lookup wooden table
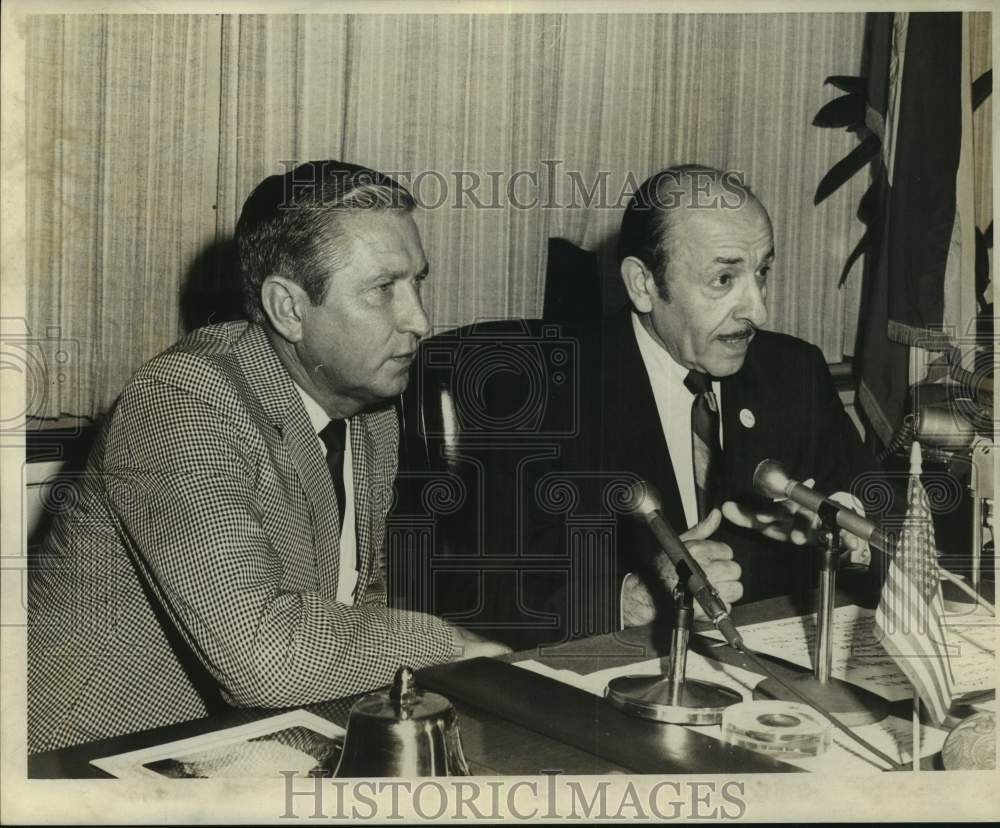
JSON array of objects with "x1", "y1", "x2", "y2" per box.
[{"x1": 26, "y1": 592, "x2": 923, "y2": 777}]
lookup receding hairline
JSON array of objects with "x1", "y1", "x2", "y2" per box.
[
  {"x1": 305, "y1": 204, "x2": 423, "y2": 285},
  {"x1": 655, "y1": 189, "x2": 771, "y2": 252}
]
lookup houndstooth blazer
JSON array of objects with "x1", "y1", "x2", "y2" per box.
[{"x1": 27, "y1": 322, "x2": 454, "y2": 754}]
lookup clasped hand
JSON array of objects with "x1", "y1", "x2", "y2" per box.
[{"x1": 622, "y1": 484, "x2": 870, "y2": 628}]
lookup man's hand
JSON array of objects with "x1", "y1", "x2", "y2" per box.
[
  {"x1": 621, "y1": 508, "x2": 743, "y2": 627},
  {"x1": 721, "y1": 481, "x2": 870, "y2": 561},
  {"x1": 448, "y1": 624, "x2": 513, "y2": 661}
]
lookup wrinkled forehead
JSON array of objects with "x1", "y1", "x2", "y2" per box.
[
  {"x1": 667, "y1": 196, "x2": 773, "y2": 251},
  {"x1": 320, "y1": 208, "x2": 428, "y2": 278}
]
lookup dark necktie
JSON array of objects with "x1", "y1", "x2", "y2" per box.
[
  {"x1": 683, "y1": 370, "x2": 722, "y2": 521},
  {"x1": 319, "y1": 419, "x2": 348, "y2": 522}
]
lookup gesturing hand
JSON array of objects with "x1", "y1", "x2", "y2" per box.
[
  {"x1": 621, "y1": 508, "x2": 743, "y2": 627},
  {"x1": 721, "y1": 478, "x2": 821, "y2": 546},
  {"x1": 721, "y1": 482, "x2": 870, "y2": 560}
]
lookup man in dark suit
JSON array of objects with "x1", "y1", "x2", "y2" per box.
[
  {"x1": 526, "y1": 164, "x2": 878, "y2": 642},
  {"x1": 27, "y1": 161, "x2": 507, "y2": 753}
]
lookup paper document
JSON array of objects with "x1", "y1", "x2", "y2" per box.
[
  {"x1": 697, "y1": 604, "x2": 996, "y2": 703},
  {"x1": 517, "y1": 652, "x2": 765, "y2": 701},
  {"x1": 90, "y1": 710, "x2": 344, "y2": 779},
  {"x1": 942, "y1": 603, "x2": 997, "y2": 696}
]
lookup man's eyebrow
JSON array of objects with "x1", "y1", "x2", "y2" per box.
[
  {"x1": 376, "y1": 264, "x2": 430, "y2": 281},
  {"x1": 713, "y1": 248, "x2": 774, "y2": 266}
]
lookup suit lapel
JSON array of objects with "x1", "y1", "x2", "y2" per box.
[
  {"x1": 283, "y1": 408, "x2": 343, "y2": 600},
  {"x1": 603, "y1": 310, "x2": 687, "y2": 532},
  {"x1": 720, "y1": 346, "x2": 761, "y2": 502},
  {"x1": 235, "y1": 324, "x2": 342, "y2": 600},
  {"x1": 349, "y1": 415, "x2": 374, "y2": 602}
]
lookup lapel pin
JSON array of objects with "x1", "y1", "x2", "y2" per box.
[{"x1": 739, "y1": 408, "x2": 756, "y2": 428}]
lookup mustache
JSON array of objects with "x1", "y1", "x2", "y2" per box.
[{"x1": 718, "y1": 324, "x2": 758, "y2": 339}]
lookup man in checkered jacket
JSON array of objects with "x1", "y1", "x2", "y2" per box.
[{"x1": 27, "y1": 161, "x2": 508, "y2": 754}]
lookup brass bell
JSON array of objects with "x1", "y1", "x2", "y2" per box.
[{"x1": 333, "y1": 666, "x2": 471, "y2": 777}]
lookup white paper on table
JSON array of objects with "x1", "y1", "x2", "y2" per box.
[
  {"x1": 696, "y1": 604, "x2": 996, "y2": 703},
  {"x1": 941, "y1": 602, "x2": 997, "y2": 696},
  {"x1": 694, "y1": 605, "x2": 962, "y2": 702},
  {"x1": 90, "y1": 710, "x2": 345, "y2": 779},
  {"x1": 514, "y1": 655, "x2": 947, "y2": 774},
  {"x1": 516, "y1": 651, "x2": 765, "y2": 701}
]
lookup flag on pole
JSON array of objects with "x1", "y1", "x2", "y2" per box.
[
  {"x1": 852, "y1": 12, "x2": 982, "y2": 448},
  {"x1": 873, "y1": 441, "x2": 955, "y2": 726}
]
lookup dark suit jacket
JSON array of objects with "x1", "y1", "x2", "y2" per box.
[{"x1": 521, "y1": 309, "x2": 880, "y2": 647}]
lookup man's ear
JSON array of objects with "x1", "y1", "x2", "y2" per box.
[
  {"x1": 261, "y1": 275, "x2": 307, "y2": 343},
  {"x1": 620, "y1": 256, "x2": 656, "y2": 313}
]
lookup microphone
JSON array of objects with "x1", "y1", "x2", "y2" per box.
[
  {"x1": 623, "y1": 481, "x2": 743, "y2": 649},
  {"x1": 914, "y1": 403, "x2": 977, "y2": 450},
  {"x1": 752, "y1": 459, "x2": 888, "y2": 552}
]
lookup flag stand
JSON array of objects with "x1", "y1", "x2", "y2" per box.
[{"x1": 912, "y1": 697, "x2": 922, "y2": 770}]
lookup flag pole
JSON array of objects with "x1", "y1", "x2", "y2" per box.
[{"x1": 911, "y1": 440, "x2": 924, "y2": 771}]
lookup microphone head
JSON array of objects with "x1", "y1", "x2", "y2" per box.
[
  {"x1": 914, "y1": 403, "x2": 977, "y2": 450},
  {"x1": 753, "y1": 459, "x2": 792, "y2": 500},
  {"x1": 621, "y1": 480, "x2": 663, "y2": 519}
]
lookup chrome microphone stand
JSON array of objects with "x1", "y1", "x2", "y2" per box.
[
  {"x1": 606, "y1": 584, "x2": 742, "y2": 724},
  {"x1": 753, "y1": 528, "x2": 888, "y2": 726}
]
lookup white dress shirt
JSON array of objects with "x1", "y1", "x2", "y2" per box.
[
  {"x1": 294, "y1": 384, "x2": 358, "y2": 605},
  {"x1": 630, "y1": 311, "x2": 723, "y2": 532}
]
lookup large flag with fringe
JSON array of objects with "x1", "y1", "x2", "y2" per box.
[
  {"x1": 873, "y1": 442, "x2": 955, "y2": 725},
  {"x1": 813, "y1": 12, "x2": 990, "y2": 447}
]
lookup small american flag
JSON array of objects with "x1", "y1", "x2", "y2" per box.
[{"x1": 873, "y1": 442, "x2": 955, "y2": 726}]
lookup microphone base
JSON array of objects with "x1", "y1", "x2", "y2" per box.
[
  {"x1": 753, "y1": 673, "x2": 889, "y2": 727},
  {"x1": 606, "y1": 675, "x2": 743, "y2": 725}
]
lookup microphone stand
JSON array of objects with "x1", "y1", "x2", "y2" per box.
[
  {"x1": 606, "y1": 584, "x2": 742, "y2": 724},
  {"x1": 752, "y1": 528, "x2": 889, "y2": 726}
]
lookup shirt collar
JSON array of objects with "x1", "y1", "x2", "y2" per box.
[
  {"x1": 294, "y1": 383, "x2": 333, "y2": 435},
  {"x1": 631, "y1": 311, "x2": 692, "y2": 391}
]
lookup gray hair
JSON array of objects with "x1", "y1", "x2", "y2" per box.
[
  {"x1": 618, "y1": 164, "x2": 758, "y2": 299},
  {"x1": 236, "y1": 160, "x2": 416, "y2": 323}
]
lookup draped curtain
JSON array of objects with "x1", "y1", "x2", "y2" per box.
[{"x1": 29, "y1": 12, "x2": 968, "y2": 421}]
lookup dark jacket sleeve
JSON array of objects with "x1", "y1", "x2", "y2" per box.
[
  {"x1": 801, "y1": 343, "x2": 880, "y2": 498},
  {"x1": 790, "y1": 342, "x2": 885, "y2": 604}
]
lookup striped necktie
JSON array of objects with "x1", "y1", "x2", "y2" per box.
[{"x1": 683, "y1": 370, "x2": 721, "y2": 521}]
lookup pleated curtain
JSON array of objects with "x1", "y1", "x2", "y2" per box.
[
  {"x1": 27, "y1": 15, "x2": 222, "y2": 419},
  {"x1": 26, "y1": 12, "x2": 989, "y2": 421}
]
